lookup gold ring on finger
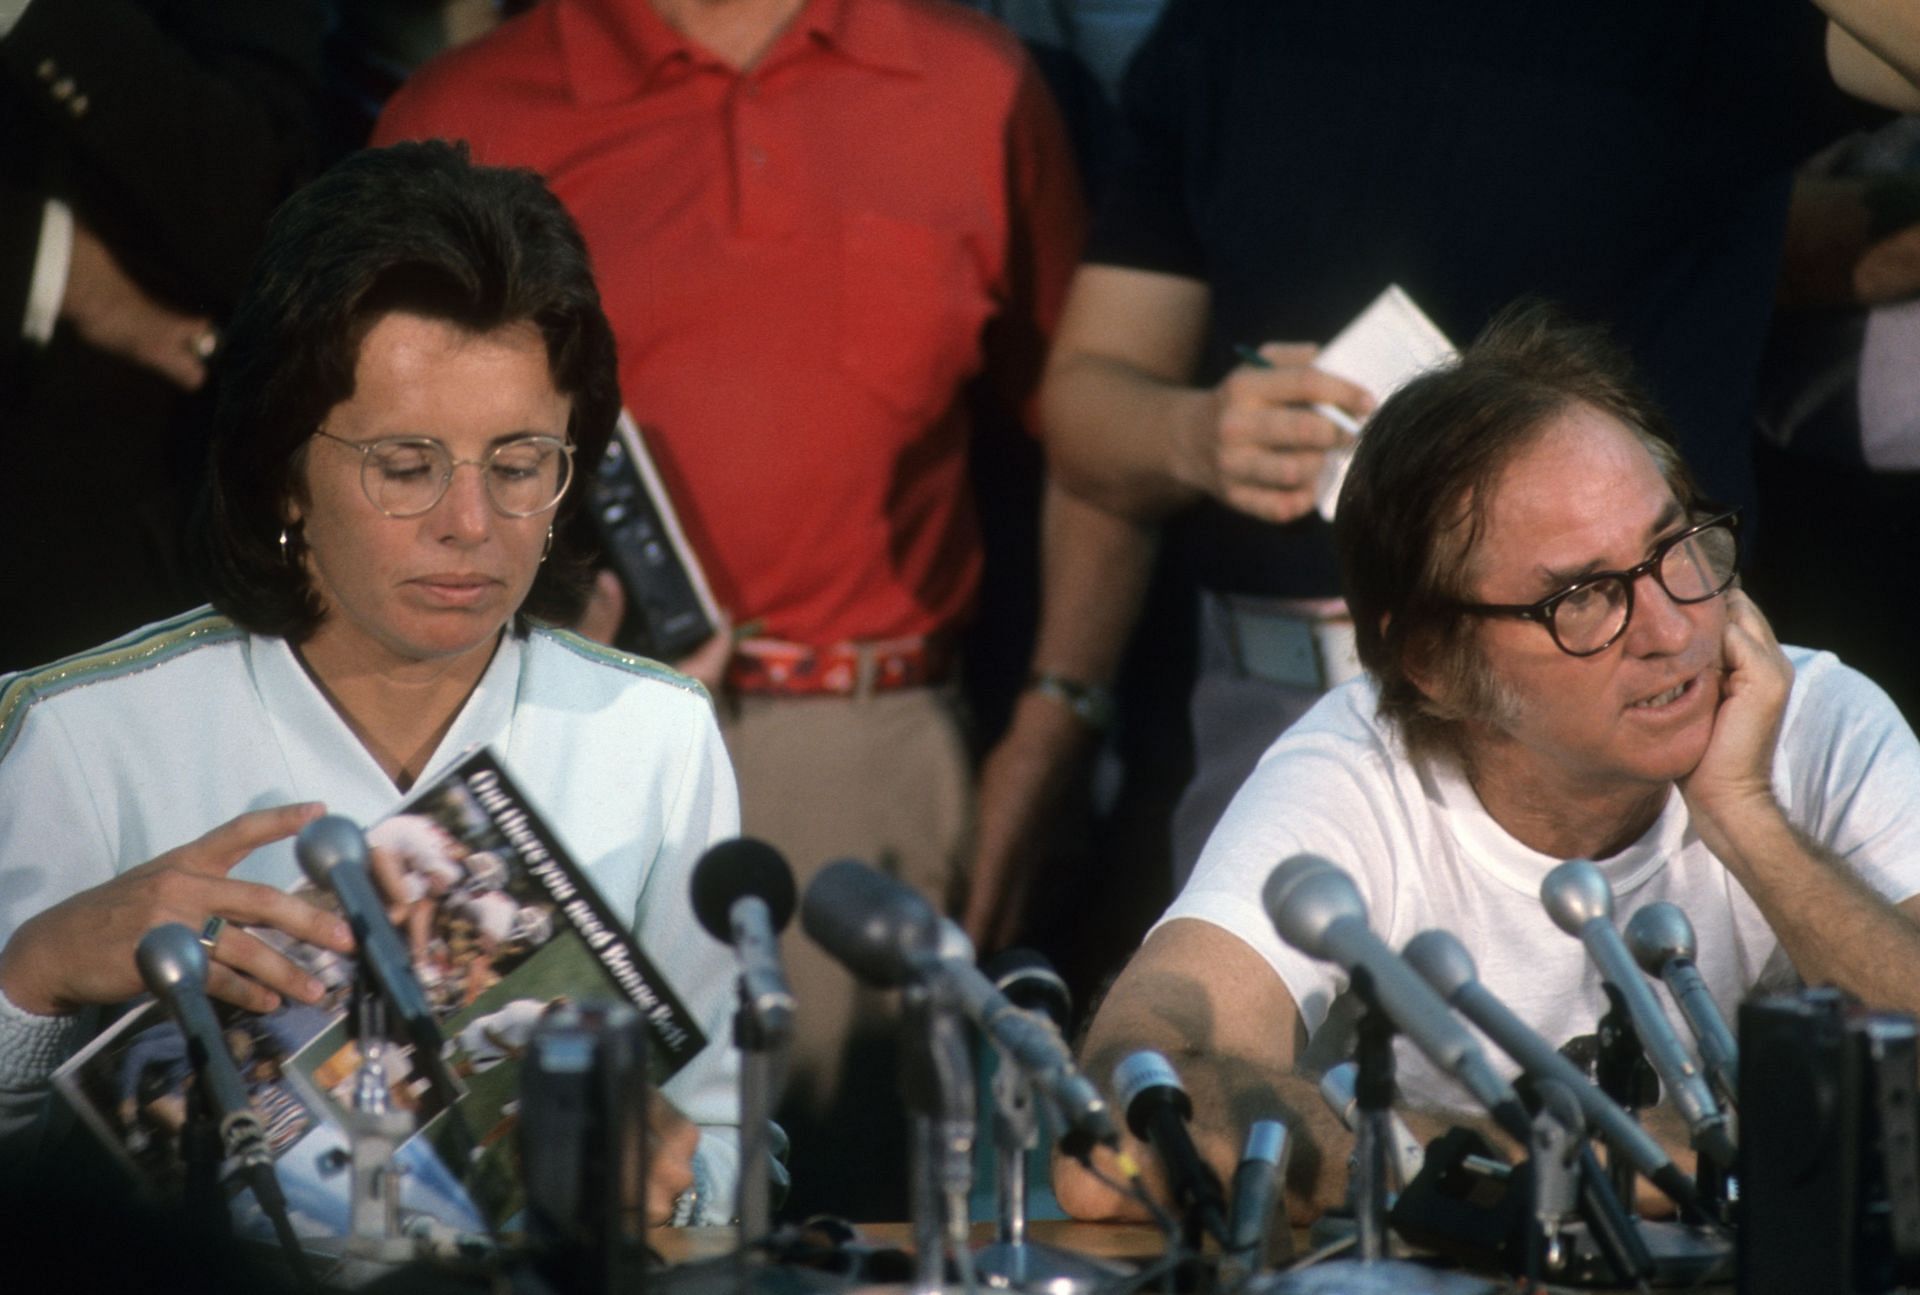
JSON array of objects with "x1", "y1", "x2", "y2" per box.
[{"x1": 198, "y1": 914, "x2": 227, "y2": 952}]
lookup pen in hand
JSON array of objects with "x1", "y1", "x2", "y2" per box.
[{"x1": 1233, "y1": 343, "x2": 1365, "y2": 437}]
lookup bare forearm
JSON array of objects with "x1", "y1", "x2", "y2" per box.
[
  {"x1": 1028, "y1": 483, "x2": 1155, "y2": 683},
  {"x1": 1054, "y1": 926, "x2": 1356, "y2": 1222},
  {"x1": 1822, "y1": 8, "x2": 1920, "y2": 110},
  {"x1": 1706, "y1": 801, "x2": 1920, "y2": 1014},
  {"x1": 1042, "y1": 351, "x2": 1218, "y2": 521}
]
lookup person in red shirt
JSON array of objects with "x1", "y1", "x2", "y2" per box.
[{"x1": 374, "y1": 0, "x2": 1086, "y2": 1216}]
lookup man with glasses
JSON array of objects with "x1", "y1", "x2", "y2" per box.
[{"x1": 1056, "y1": 307, "x2": 1920, "y2": 1221}]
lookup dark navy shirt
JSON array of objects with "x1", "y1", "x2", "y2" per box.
[{"x1": 1094, "y1": 0, "x2": 1867, "y2": 597}]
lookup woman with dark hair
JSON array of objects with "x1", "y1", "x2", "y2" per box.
[{"x1": 0, "y1": 141, "x2": 740, "y2": 1222}]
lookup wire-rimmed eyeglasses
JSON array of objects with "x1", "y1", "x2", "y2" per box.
[{"x1": 313, "y1": 430, "x2": 575, "y2": 518}]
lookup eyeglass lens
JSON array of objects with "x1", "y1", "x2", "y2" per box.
[
  {"x1": 1551, "y1": 521, "x2": 1739, "y2": 654},
  {"x1": 363, "y1": 439, "x2": 572, "y2": 517}
]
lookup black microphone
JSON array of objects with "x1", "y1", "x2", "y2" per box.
[
  {"x1": 1402, "y1": 927, "x2": 1704, "y2": 1217},
  {"x1": 1541, "y1": 861, "x2": 1734, "y2": 1168},
  {"x1": 1263, "y1": 855, "x2": 1532, "y2": 1143},
  {"x1": 1624, "y1": 902, "x2": 1739, "y2": 1108},
  {"x1": 295, "y1": 815, "x2": 462, "y2": 1106},
  {"x1": 1112, "y1": 1050, "x2": 1228, "y2": 1242},
  {"x1": 136, "y1": 923, "x2": 269, "y2": 1166},
  {"x1": 984, "y1": 947, "x2": 1071, "y2": 1034},
  {"x1": 690, "y1": 837, "x2": 798, "y2": 1038},
  {"x1": 800, "y1": 857, "x2": 942, "y2": 987},
  {"x1": 801, "y1": 860, "x2": 1117, "y2": 1156}
]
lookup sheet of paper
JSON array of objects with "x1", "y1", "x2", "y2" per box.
[{"x1": 1312, "y1": 285, "x2": 1457, "y2": 520}]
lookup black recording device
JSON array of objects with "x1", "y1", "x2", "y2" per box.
[
  {"x1": 587, "y1": 414, "x2": 719, "y2": 660},
  {"x1": 520, "y1": 1000, "x2": 654, "y2": 1294},
  {"x1": 1739, "y1": 989, "x2": 1920, "y2": 1295}
]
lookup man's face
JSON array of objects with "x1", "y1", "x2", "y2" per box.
[{"x1": 1451, "y1": 404, "x2": 1727, "y2": 803}]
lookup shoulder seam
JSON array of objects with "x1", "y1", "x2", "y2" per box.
[
  {"x1": 0, "y1": 609, "x2": 245, "y2": 762},
  {"x1": 530, "y1": 625, "x2": 711, "y2": 700}
]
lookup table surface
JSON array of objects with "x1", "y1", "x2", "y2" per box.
[{"x1": 650, "y1": 1219, "x2": 1730, "y2": 1293}]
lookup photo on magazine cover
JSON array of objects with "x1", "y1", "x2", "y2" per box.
[{"x1": 55, "y1": 746, "x2": 705, "y2": 1236}]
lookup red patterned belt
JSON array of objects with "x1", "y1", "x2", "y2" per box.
[{"x1": 726, "y1": 634, "x2": 955, "y2": 697}]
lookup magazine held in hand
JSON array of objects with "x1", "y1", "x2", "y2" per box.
[{"x1": 55, "y1": 748, "x2": 705, "y2": 1244}]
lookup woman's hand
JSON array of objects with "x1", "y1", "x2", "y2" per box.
[
  {"x1": 0, "y1": 803, "x2": 356, "y2": 1017},
  {"x1": 647, "y1": 1090, "x2": 701, "y2": 1225}
]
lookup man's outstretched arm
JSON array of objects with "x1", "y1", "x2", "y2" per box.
[{"x1": 1054, "y1": 918, "x2": 1356, "y2": 1224}]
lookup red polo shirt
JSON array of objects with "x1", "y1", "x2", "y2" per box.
[{"x1": 375, "y1": 0, "x2": 1084, "y2": 648}]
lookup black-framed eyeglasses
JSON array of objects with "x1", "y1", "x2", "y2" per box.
[
  {"x1": 313, "y1": 430, "x2": 575, "y2": 518},
  {"x1": 1450, "y1": 509, "x2": 1741, "y2": 657}
]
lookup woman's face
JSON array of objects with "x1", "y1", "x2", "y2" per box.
[{"x1": 288, "y1": 312, "x2": 572, "y2": 675}]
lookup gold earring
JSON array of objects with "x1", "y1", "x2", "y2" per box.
[
  {"x1": 541, "y1": 524, "x2": 554, "y2": 562},
  {"x1": 279, "y1": 526, "x2": 292, "y2": 565}
]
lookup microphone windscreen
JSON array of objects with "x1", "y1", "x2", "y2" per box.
[
  {"x1": 1540, "y1": 858, "x2": 1613, "y2": 933},
  {"x1": 1112, "y1": 1049, "x2": 1189, "y2": 1135},
  {"x1": 1262, "y1": 854, "x2": 1365, "y2": 958},
  {"x1": 1624, "y1": 901, "x2": 1696, "y2": 975},
  {"x1": 984, "y1": 947, "x2": 1071, "y2": 1030},
  {"x1": 690, "y1": 837, "x2": 797, "y2": 941},
  {"x1": 800, "y1": 858, "x2": 939, "y2": 987},
  {"x1": 294, "y1": 814, "x2": 372, "y2": 887},
  {"x1": 136, "y1": 922, "x2": 209, "y2": 997}
]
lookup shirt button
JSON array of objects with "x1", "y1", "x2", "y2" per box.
[
  {"x1": 69, "y1": 94, "x2": 89, "y2": 117},
  {"x1": 50, "y1": 76, "x2": 75, "y2": 101},
  {"x1": 36, "y1": 59, "x2": 57, "y2": 82}
]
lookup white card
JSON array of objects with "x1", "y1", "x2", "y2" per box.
[{"x1": 1311, "y1": 285, "x2": 1457, "y2": 521}]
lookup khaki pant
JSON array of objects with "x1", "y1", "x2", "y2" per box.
[{"x1": 719, "y1": 685, "x2": 972, "y2": 1219}]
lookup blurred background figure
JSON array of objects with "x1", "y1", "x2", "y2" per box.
[
  {"x1": 1752, "y1": 114, "x2": 1920, "y2": 722},
  {"x1": 0, "y1": 0, "x2": 335, "y2": 671},
  {"x1": 373, "y1": 0, "x2": 1084, "y2": 1220}
]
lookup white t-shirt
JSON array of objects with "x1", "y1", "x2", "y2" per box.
[
  {"x1": 1162, "y1": 646, "x2": 1920, "y2": 1116},
  {"x1": 0, "y1": 608, "x2": 744, "y2": 1213}
]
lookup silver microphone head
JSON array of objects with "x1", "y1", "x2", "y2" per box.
[
  {"x1": 1402, "y1": 929, "x2": 1477, "y2": 1000},
  {"x1": 1540, "y1": 859, "x2": 1613, "y2": 933},
  {"x1": 294, "y1": 814, "x2": 371, "y2": 886},
  {"x1": 1112, "y1": 1049, "x2": 1186, "y2": 1116},
  {"x1": 1624, "y1": 901, "x2": 1698, "y2": 976},
  {"x1": 135, "y1": 922, "x2": 209, "y2": 996},
  {"x1": 1262, "y1": 854, "x2": 1365, "y2": 958}
]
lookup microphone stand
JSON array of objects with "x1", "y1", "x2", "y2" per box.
[
  {"x1": 180, "y1": 1070, "x2": 231, "y2": 1241},
  {"x1": 900, "y1": 981, "x2": 976, "y2": 1295},
  {"x1": 972, "y1": 1046, "x2": 1129, "y2": 1294},
  {"x1": 1264, "y1": 974, "x2": 1506, "y2": 1294},
  {"x1": 343, "y1": 972, "x2": 416, "y2": 1264},
  {"x1": 1593, "y1": 985, "x2": 1659, "y2": 1219},
  {"x1": 734, "y1": 966, "x2": 789, "y2": 1253}
]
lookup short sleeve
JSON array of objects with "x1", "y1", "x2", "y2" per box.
[
  {"x1": 1085, "y1": 0, "x2": 1207, "y2": 278},
  {"x1": 1778, "y1": 650, "x2": 1920, "y2": 905}
]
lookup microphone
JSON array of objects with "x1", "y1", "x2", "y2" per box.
[
  {"x1": 295, "y1": 815, "x2": 461, "y2": 1106},
  {"x1": 690, "y1": 837, "x2": 798, "y2": 1038},
  {"x1": 1319, "y1": 1061, "x2": 1425, "y2": 1187},
  {"x1": 1540, "y1": 861, "x2": 1734, "y2": 1168},
  {"x1": 984, "y1": 948, "x2": 1072, "y2": 1034},
  {"x1": 800, "y1": 857, "x2": 943, "y2": 987},
  {"x1": 1112, "y1": 1050, "x2": 1228, "y2": 1242},
  {"x1": 137, "y1": 924, "x2": 314, "y2": 1284},
  {"x1": 1402, "y1": 927, "x2": 1704, "y2": 1217},
  {"x1": 136, "y1": 924, "x2": 270, "y2": 1166},
  {"x1": 1224, "y1": 1119, "x2": 1292, "y2": 1269},
  {"x1": 1624, "y1": 902, "x2": 1739, "y2": 1109},
  {"x1": 1262, "y1": 855, "x2": 1531, "y2": 1143},
  {"x1": 800, "y1": 860, "x2": 1117, "y2": 1156}
]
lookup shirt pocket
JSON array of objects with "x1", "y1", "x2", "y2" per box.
[{"x1": 836, "y1": 208, "x2": 995, "y2": 423}]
